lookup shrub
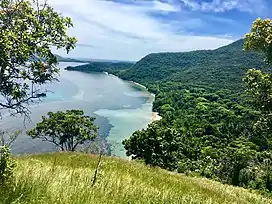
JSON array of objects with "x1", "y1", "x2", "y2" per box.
[{"x1": 0, "y1": 145, "x2": 16, "y2": 185}]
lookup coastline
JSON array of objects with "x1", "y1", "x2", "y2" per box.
[
  {"x1": 129, "y1": 80, "x2": 162, "y2": 122},
  {"x1": 98, "y1": 72, "x2": 162, "y2": 158},
  {"x1": 129, "y1": 82, "x2": 162, "y2": 122},
  {"x1": 103, "y1": 71, "x2": 162, "y2": 123},
  {"x1": 65, "y1": 67, "x2": 162, "y2": 158},
  {"x1": 68, "y1": 68, "x2": 162, "y2": 124},
  {"x1": 68, "y1": 68, "x2": 162, "y2": 122},
  {"x1": 131, "y1": 81, "x2": 147, "y2": 90}
]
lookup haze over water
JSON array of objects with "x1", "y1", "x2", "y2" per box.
[{"x1": 0, "y1": 62, "x2": 154, "y2": 157}]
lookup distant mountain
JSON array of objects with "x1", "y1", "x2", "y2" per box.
[
  {"x1": 70, "y1": 57, "x2": 135, "y2": 63},
  {"x1": 28, "y1": 54, "x2": 89, "y2": 63},
  {"x1": 56, "y1": 55, "x2": 136, "y2": 64},
  {"x1": 65, "y1": 61, "x2": 134, "y2": 75},
  {"x1": 55, "y1": 54, "x2": 90, "y2": 63},
  {"x1": 215, "y1": 39, "x2": 245, "y2": 52}
]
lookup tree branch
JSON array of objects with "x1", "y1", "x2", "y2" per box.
[{"x1": 41, "y1": 136, "x2": 63, "y2": 151}]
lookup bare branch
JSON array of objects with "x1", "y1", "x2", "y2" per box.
[
  {"x1": 41, "y1": 136, "x2": 63, "y2": 151},
  {"x1": 91, "y1": 152, "x2": 102, "y2": 187},
  {"x1": 0, "y1": 129, "x2": 21, "y2": 147}
]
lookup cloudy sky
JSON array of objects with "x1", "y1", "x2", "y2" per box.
[{"x1": 48, "y1": 0, "x2": 272, "y2": 61}]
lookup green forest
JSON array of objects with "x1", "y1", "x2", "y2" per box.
[
  {"x1": 68, "y1": 35, "x2": 272, "y2": 192},
  {"x1": 65, "y1": 61, "x2": 133, "y2": 74}
]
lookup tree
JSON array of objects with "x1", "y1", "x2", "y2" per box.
[
  {"x1": 123, "y1": 122, "x2": 182, "y2": 171},
  {"x1": 0, "y1": 0, "x2": 77, "y2": 116},
  {"x1": 0, "y1": 130, "x2": 20, "y2": 185},
  {"x1": 0, "y1": 145, "x2": 15, "y2": 185},
  {"x1": 244, "y1": 18, "x2": 272, "y2": 150},
  {"x1": 244, "y1": 18, "x2": 272, "y2": 64},
  {"x1": 244, "y1": 69, "x2": 272, "y2": 113},
  {"x1": 217, "y1": 139, "x2": 257, "y2": 186},
  {"x1": 27, "y1": 110, "x2": 98, "y2": 151}
]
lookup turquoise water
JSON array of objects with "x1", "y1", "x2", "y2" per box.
[{"x1": 0, "y1": 62, "x2": 153, "y2": 157}]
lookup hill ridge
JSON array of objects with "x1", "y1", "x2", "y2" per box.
[{"x1": 118, "y1": 38, "x2": 266, "y2": 91}]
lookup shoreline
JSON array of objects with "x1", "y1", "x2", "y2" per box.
[
  {"x1": 103, "y1": 71, "x2": 162, "y2": 123},
  {"x1": 131, "y1": 81, "x2": 147, "y2": 90},
  {"x1": 128, "y1": 80, "x2": 162, "y2": 122},
  {"x1": 69, "y1": 69, "x2": 162, "y2": 123},
  {"x1": 103, "y1": 71, "x2": 147, "y2": 90},
  {"x1": 69, "y1": 69, "x2": 162, "y2": 124}
]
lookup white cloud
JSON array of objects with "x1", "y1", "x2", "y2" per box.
[
  {"x1": 179, "y1": 0, "x2": 268, "y2": 15},
  {"x1": 49, "y1": 0, "x2": 234, "y2": 61},
  {"x1": 152, "y1": 1, "x2": 180, "y2": 12}
]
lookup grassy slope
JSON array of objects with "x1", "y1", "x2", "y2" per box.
[{"x1": 1, "y1": 153, "x2": 271, "y2": 204}]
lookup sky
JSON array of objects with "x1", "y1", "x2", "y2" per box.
[{"x1": 48, "y1": 0, "x2": 272, "y2": 61}]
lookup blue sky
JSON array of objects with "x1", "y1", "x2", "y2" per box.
[{"x1": 49, "y1": 0, "x2": 272, "y2": 61}]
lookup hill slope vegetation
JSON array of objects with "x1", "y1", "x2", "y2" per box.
[
  {"x1": 120, "y1": 39, "x2": 267, "y2": 92},
  {"x1": 1, "y1": 153, "x2": 271, "y2": 204}
]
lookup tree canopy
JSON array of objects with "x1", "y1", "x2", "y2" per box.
[
  {"x1": 244, "y1": 18, "x2": 272, "y2": 64},
  {"x1": 0, "y1": 0, "x2": 77, "y2": 116},
  {"x1": 27, "y1": 110, "x2": 98, "y2": 152},
  {"x1": 243, "y1": 18, "x2": 272, "y2": 152}
]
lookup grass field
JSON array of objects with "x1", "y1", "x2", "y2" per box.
[{"x1": 1, "y1": 152, "x2": 271, "y2": 204}]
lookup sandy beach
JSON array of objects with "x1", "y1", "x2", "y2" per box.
[
  {"x1": 152, "y1": 112, "x2": 162, "y2": 121},
  {"x1": 132, "y1": 81, "x2": 147, "y2": 89}
]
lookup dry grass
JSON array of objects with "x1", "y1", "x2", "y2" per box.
[{"x1": 0, "y1": 152, "x2": 271, "y2": 204}]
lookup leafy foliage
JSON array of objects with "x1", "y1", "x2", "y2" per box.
[
  {"x1": 243, "y1": 18, "x2": 272, "y2": 156},
  {"x1": 0, "y1": 0, "x2": 77, "y2": 115},
  {"x1": 244, "y1": 69, "x2": 272, "y2": 113},
  {"x1": 0, "y1": 145, "x2": 16, "y2": 185},
  {"x1": 27, "y1": 110, "x2": 98, "y2": 151},
  {"x1": 244, "y1": 18, "x2": 272, "y2": 64}
]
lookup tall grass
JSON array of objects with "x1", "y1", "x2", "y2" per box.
[{"x1": 1, "y1": 152, "x2": 271, "y2": 204}]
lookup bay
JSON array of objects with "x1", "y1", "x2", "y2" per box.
[{"x1": 0, "y1": 62, "x2": 154, "y2": 157}]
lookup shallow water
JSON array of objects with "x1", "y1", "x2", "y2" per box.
[{"x1": 0, "y1": 62, "x2": 153, "y2": 157}]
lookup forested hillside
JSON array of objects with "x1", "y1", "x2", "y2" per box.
[
  {"x1": 122, "y1": 38, "x2": 272, "y2": 192},
  {"x1": 55, "y1": 54, "x2": 89, "y2": 63},
  {"x1": 65, "y1": 61, "x2": 134, "y2": 75},
  {"x1": 120, "y1": 39, "x2": 267, "y2": 92},
  {"x1": 68, "y1": 38, "x2": 272, "y2": 193}
]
